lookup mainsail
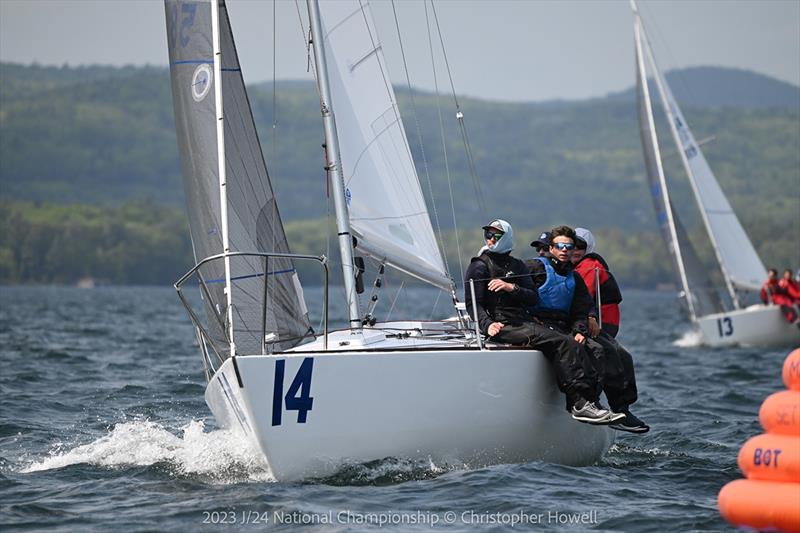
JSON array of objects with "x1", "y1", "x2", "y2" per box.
[
  {"x1": 165, "y1": 0, "x2": 312, "y2": 354},
  {"x1": 317, "y1": 0, "x2": 452, "y2": 292},
  {"x1": 635, "y1": 9, "x2": 766, "y2": 302},
  {"x1": 634, "y1": 14, "x2": 725, "y2": 320}
]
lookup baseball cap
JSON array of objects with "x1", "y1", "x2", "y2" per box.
[{"x1": 530, "y1": 231, "x2": 551, "y2": 248}]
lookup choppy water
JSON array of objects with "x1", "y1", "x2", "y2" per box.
[{"x1": 0, "y1": 285, "x2": 793, "y2": 531}]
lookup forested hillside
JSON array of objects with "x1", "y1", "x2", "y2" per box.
[{"x1": 0, "y1": 63, "x2": 797, "y2": 287}]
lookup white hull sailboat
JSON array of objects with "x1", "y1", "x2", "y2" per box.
[
  {"x1": 696, "y1": 306, "x2": 799, "y2": 348},
  {"x1": 631, "y1": 1, "x2": 799, "y2": 348},
  {"x1": 205, "y1": 329, "x2": 613, "y2": 480},
  {"x1": 165, "y1": 0, "x2": 612, "y2": 481}
]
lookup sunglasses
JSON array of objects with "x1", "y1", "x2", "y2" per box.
[
  {"x1": 551, "y1": 242, "x2": 575, "y2": 251},
  {"x1": 484, "y1": 230, "x2": 504, "y2": 240}
]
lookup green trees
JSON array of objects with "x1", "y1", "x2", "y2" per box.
[
  {"x1": 0, "y1": 63, "x2": 797, "y2": 287},
  {"x1": 0, "y1": 201, "x2": 192, "y2": 285}
]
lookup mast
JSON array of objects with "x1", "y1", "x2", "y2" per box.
[
  {"x1": 636, "y1": 9, "x2": 741, "y2": 308},
  {"x1": 211, "y1": 0, "x2": 236, "y2": 354},
  {"x1": 307, "y1": 0, "x2": 362, "y2": 329},
  {"x1": 632, "y1": 2, "x2": 698, "y2": 321}
]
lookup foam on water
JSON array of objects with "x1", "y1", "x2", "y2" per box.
[
  {"x1": 315, "y1": 455, "x2": 452, "y2": 486},
  {"x1": 673, "y1": 328, "x2": 703, "y2": 347},
  {"x1": 21, "y1": 420, "x2": 274, "y2": 483}
]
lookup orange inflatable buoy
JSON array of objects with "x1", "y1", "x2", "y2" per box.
[
  {"x1": 784, "y1": 348, "x2": 800, "y2": 391},
  {"x1": 760, "y1": 390, "x2": 800, "y2": 436},
  {"x1": 718, "y1": 479, "x2": 800, "y2": 533},
  {"x1": 738, "y1": 433, "x2": 800, "y2": 483}
]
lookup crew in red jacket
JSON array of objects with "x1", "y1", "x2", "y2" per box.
[
  {"x1": 572, "y1": 236, "x2": 622, "y2": 338},
  {"x1": 779, "y1": 269, "x2": 800, "y2": 303},
  {"x1": 569, "y1": 227, "x2": 648, "y2": 433},
  {"x1": 761, "y1": 268, "x2": 798, "y2": 323}
]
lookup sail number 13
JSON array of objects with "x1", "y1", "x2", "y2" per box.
[
  {"x1": 271, "y1": 358, "x2": 314, "y2": 426},
  {"x1": 717, "y1": 317, "x2": 734, "y2": 337}
]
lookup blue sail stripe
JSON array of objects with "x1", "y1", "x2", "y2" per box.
[
  {"x1": 205, "y1": 268, "x2": 296, "y2": 284},
  {"x1": 169, "y1": 60, "x2": 241, "y2": 72}
]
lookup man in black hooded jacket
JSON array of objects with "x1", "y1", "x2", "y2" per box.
[{"x1": 463, "y1": 219, "x2": 623, "y2": 425}]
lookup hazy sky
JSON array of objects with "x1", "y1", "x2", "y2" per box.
[{"x1": 1, "y1": 0, "x2": 798, "y2": 102}]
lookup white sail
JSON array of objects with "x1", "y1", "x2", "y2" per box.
[
  {"x1": 634, "y1": 15, "x2": 726, "y2": 320},
  {"x1": 317, "y1": 0, "x2": 452, "y2": 292},
  {"x1": 639, "y1": 25, "x2": 766, "y2": 296}
]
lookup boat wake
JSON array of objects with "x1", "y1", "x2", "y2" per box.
[
  {"x1": 21, "y1": 420, "x2": 274, "y2": 484},
  {"x1": 311, "y1": 456, "x2": 453, "y2": 486},
  {"x1": 673, "y1": 329, "x2": 703, "y2": 348}
]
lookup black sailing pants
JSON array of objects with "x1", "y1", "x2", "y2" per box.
[
  {"x1": 493, "y1": 322, "x2": 599, "y2": 411},
  {"x1": 591, "y1": 331, "x2": 639, "y2": 411}
]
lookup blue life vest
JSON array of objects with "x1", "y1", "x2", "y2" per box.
[{"x1": 532, "y1": 257, "x2": 575, "y2": 313}]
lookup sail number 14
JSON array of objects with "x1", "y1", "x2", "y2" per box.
[
  {"x1": 271, "y1": 358, "x2": 314, "y2": 426},
  {"x1": 717, "y1": 317, "x2": 734, "y2": 337}
]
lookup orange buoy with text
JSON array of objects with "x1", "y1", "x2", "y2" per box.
[
  {"x1": 718, "y1": 348, "x2": 800, "y2": 533},
  {"x1": 760, "y1": 390, "x2": 800, "y2": 436},
  {"x1": 784, "y1": 348, "x2": 800, "y2": 391}
]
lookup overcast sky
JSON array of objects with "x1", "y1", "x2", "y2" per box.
[{"x1": 1, "y1": 0, "x2": 798, "y2": 102}]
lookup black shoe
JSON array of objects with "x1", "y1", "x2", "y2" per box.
[{"x1": 609, "y1": 409, "x2": 650, "y2": 433}]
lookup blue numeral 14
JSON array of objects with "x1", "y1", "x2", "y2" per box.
[{"x1": 271, "y1": 358, "x2": 314, "y2": 426}]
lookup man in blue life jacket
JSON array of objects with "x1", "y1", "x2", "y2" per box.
[
  {"x1": 526, "y1": 225, "x2": 640, "y2": 431},
  {"x1": 463, "y1": 219, "x2": 624, "y2": 425}
]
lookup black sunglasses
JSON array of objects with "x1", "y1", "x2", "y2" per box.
[{"x1": 484, "y1": 230, "x2": 504, "y2": 240}]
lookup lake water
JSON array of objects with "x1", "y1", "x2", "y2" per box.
[{"x1": 0, "y1": 285, "x2": 793, "y2": 531}]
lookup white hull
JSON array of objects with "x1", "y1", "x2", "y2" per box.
[
  {"x1": 696, "y1": 304, "x2": 800, "y2": 348},
  {"x1": 205, "y1": 326, "x2": 614, "y2": 481}
]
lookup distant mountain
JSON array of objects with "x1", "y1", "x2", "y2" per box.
[
  {"x1": 605, "y1": 66, "x2": 800, "y2": 110},
  {"x1": 0, "y1": 62, "x2": 797, "y2": 232},
  {"x1": 0, "y1": 62, "x2": 797, "y2": 285},
  {"x1": 0, "y1": 63, "x2": 165, "y2": 101}
]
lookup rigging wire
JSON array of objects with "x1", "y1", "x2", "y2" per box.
[
  {"x1": 294, "y1": 0, "x2": 346, "y2": 319},
  {"x1": 424, "y1": 0, "x2": 464, "y2": 292},
  {"x1": 386, "y1": 280, "x2": 405, "y2": 322},
  {"x1": 430, "y1": 1, "x2": 487, "y2": 221},
  {"x1": 387, "y1": 0, "x2": 449, "y2": 280},
  {"x1": 270, "y1": 0, "x2": 279, "y2": 327}
]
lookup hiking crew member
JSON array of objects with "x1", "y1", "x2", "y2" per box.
[
  {"x1": 779, "y1": 269, "x2": 800, "y2": 304},
  {"x1": 464, "y1": 219, "x2": 622, "y2": 425},
  {"x1": 526, "y1": 225, "x2": 646, "y2": 432},
  {"x1": 572, "y1": 227, "x2": 648, "y2": 433},
  {"x1": 762, "y1": 268, "x2": 799, "y2": 324}
]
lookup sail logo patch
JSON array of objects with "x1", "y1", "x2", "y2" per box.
[{"x1": 191, "y1": 64, "x2": 213, "y2": 102}]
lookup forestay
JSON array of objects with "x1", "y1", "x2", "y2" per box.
[
  {"x1": 318, "y1": 0, "x2": 452, "y2": 292},
  {"x1": 165, "y1": 0, "x2": 312, "y2": 355},
  {"x1": 638, "y1": 23, "x2": 766, "y2": 294}
]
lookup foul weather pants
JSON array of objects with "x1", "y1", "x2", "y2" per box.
[
  {"x1": 492, "y1": 322, "x2": 600, "y2": 411},
  {"x1": 588, "y1": 332, "x2": 639, "y2": 411}
]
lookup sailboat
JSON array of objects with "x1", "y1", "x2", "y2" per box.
[
  {"x1": 632, "y1": 1, "x2": 800, "y2": 348},
  {"x1": 164, "y1": 0, "x2": 613, "y2": 481}
]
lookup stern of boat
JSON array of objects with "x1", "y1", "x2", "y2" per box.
[{"x1": 697, "y1": 305, "x2": 800, "y2": 347}]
